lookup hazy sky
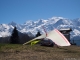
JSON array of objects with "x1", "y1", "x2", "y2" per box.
[{"x1": 0, "y1": 0, "x2": 80, "y2": 24}]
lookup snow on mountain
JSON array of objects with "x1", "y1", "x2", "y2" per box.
[
  {"x1": 0, "y1": 17, "x2": 80, "y2": 41},
  {"x1": 72, "y1": 18, "x2": 80, "y2": 26},
  {"x1": 0, "y1": 24, "x2": 14, "y2": 37},
  {"x1": 8, "y1": 21, "x2": 17, "y2": 27}
]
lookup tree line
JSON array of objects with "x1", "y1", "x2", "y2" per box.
[
  {"x1": 0, "y1": 26, "x2": 41, "y2": 44},
  {"x1": 10, "y1": 26, "x2": 35, "y2": 44}
]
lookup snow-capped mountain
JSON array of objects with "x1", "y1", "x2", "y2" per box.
[{"x1": 0, "y1": 17, "x2": 80, "y2": 40}]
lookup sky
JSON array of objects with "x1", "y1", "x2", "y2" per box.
[{"x1": 0, "y1": 0, "x2": 80, "y2": 24}]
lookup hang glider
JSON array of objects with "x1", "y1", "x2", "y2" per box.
[{"x1": 23, "y1": 29, "x2": 71, "y2": 46}]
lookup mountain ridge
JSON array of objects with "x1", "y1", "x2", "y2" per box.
[{"x1": 0, "y1": 17, "x2": 80, "y2": 40}]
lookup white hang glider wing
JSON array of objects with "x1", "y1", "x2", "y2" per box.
[
  {"x1": 23, "y1": 33, "x2": 46, "y2": 45},
  {"x1": 46, "y1": 29, "x2": 71, "y2": 46},
  {"x1": 23, "y1": 29, "x2": 71, "y2": 46}
]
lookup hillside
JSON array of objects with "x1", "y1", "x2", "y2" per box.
[{"x1": 0, "y1": 44, "x2": 80, "y2": 60}]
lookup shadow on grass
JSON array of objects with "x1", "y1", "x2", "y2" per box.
[{"x1": 58, "y1": 47, "x2": 78, "y2": 53}]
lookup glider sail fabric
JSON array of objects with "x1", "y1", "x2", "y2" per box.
[
  {"x1": 31, "y1": 40, "x2": 40, "y2": 46},
  {"x1": 46, "y1": 29, "x2": 71, "y2": 46},
  {"x1": 23, "y1": 39, "x2": 40, "y2": 45},
  {"x1": 23, "y1": 29, "x2": 71, "y2": 46},
  {"x1": 23, "y1": 34, "x2": 46, "y2": 45}
]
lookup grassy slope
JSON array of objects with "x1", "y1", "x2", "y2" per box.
[{"x1": 0, "y1": 44, "x2": 80, "y2": 60}]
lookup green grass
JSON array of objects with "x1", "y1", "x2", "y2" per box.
[{"x1": 0, "y1": 44, "x2": 80, "y2": 60}]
